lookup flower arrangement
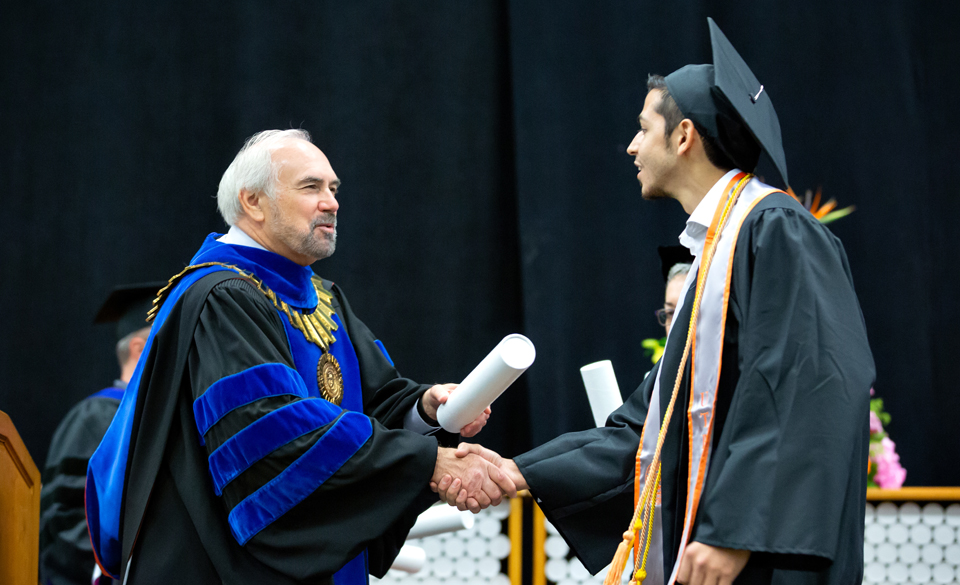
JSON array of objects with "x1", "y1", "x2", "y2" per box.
[
  {"x1": 787, "y1": 186, "x2": 856, "y2": 224},
  {"x1": 868, "y1": 388, "x2": 907, "y2": 489}
]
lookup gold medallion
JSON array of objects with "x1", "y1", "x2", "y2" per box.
[{"x1": 317, "y1": 351, "x2": 344, "y2": 405}]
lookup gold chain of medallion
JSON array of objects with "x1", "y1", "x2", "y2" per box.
[{"x1": 147, "y1": 262, "x2": 345, "y2": 404}]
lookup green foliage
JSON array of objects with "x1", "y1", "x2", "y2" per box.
[
  {"x1": 871, "y1": 398, "x2": 891, "y2": 426},
  {"x1": 641, "y1": 337, "x2": 666, "y2": 364}
]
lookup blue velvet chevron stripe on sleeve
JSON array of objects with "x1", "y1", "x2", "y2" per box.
[
  {"x1": 206, "y1": 398, "x2": 341, "y2": 495},
  {"x1": 192, "y1": 361, "x2": 373, "y2": 546},
  {"x1": 193, "y1": 363, "x2": 309, "y2": 444},
  {"x1": 227, "y1": 411, "x2": 372, "y2": 544}
]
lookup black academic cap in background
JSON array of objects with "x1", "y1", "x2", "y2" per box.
[
  {"x1": 657, "y1": 245, "x2": 695, "y2": 282},
  {"x1": 663, "y1": 17, "x2": 788, "y2": 186},
  {"x1": 93, "y1": 282, "x2": 166, "y2": 340}
]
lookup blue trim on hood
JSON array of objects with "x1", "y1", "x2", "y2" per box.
[{"x1": 191, "y1": 233, "x2": 318, "y2": 310}]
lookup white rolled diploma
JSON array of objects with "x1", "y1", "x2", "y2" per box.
[
  {"x1": 390, "y1": 545, "x2": 426, "y2": 573},
  {"x1": 437, "y1": 334, "x2": 536, "y2": 433},
  {"x1": 580, "y1": 360, "x2": 623, "y2": 427},
  {"x1": 406, "y1": 505, "x2": 475, "y2": 539}
]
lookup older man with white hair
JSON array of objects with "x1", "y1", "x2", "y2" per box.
[{"x1": 86, "y1": 129, "x2": 514, "y2": 584}]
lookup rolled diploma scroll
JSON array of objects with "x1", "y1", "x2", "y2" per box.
[
  {"x1": 436, "y1": 334, "x2": 536, "y2": 433},
  {"x1": 390, "y1": 545, "x2": 426, "y2": 573},
  {"x1": 406, "y1": 505, "x2": 475, "y2": 540},
  {"x1": 580, "y1": 360, "x2": 623, "y2": 427}
]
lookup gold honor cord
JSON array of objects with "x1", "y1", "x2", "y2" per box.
[
  {"x1": 604, "y1": 174, "x2": 753, "y2": 585},
  {"x1": 147, "y1": 262, "x2": 345, "y2": 404}
]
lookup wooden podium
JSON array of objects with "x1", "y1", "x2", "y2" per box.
[{"x1": 0, "y1": 410, "x2": 41, "y2": 585}]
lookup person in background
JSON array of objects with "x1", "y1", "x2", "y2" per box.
[
  {"x1": 39, "y1": 283, "x2": 161, "y2": 585},
  {"x1": 655, "y1": 245, "x2": 694, "y2": 337}
]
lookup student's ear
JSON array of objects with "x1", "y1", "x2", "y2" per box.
[{"x1": 675, "y1": 119, "x2": 697, "y2": 156}]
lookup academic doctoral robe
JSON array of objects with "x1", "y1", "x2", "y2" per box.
[
  {"x1": 87, "y1": 234, "x2": 455, "y2": 584},
  {"x1": 515, "y1": 192, "x2": 875, "y2": 584},
  {"x1": 40, "y1": 384, "x2": 123, "y2": 585}
]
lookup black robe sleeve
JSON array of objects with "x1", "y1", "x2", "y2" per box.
[
  {"x1": 691, "y1": 204, "x2": 874, "y2": 579},
  {"x1": 39, "y1": 396, "x2": 120, "y2": 585},
  {"x1": 513, "y1": 364, "x2": 657, "y2": 573},
  {"x1": 326, "y1": 281, "x2": 458, "y2": 446},
  {"x1": 185, "y1": 278, "x2": 442, "y2": 580}
]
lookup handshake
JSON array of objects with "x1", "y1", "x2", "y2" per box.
[
  {"x1": 420, "y1": 384, "x2": 526, "y2": 513},
  {"x1": 430, "y1": 444, "x2": 528, "y2": 513}
]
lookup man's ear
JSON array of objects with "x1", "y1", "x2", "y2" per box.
[
  {"x1": 675, "y1": 119, "x2": 697, "y2": 156},
  {"x1": 238, "y1": 189, "x2": 267, "y2": 222},
  {"x1": 129, "y1": 335, "x2": 147, "y2": 362}
]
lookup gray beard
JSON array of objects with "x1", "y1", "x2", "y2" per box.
[
  {"x1": 275, "y1": 213, "x2": 337, "y2": 261},
  {"x1": 297, "y1": 217, "x2": 337, "y2": 260}
]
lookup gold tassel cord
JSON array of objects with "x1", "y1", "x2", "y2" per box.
[
  {"x1": 632, "y1": 466, "x2": 661, "y2": 585},
  {"x1": 606, "y1": 174, "x2": 752, "y2": 585}
]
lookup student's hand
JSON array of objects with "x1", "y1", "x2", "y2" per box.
[{"x1": 676, "y1": 541, "x2": 750, "y2": 585}]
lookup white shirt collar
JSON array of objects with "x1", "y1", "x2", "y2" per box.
[
  {"x1": 217, "y1": 225, "x2": 268, "y2": 251},
  {"x1": 678, "y1": 168, "x2": 742, "y2": 258}
]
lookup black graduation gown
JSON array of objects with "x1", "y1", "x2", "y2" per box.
[
  {"x1": 40, "y1": 387, "x2": 122, "y2": 585},
  {"x1": 121, "y1": 274, "x2": 457, "y2": 584},
  {"x1": 515, "y1": 193, "x2": 875, "y2": 584}
]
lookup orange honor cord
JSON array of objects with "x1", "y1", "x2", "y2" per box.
[
  {"x1": 682, "y1": 189, "x2": 776, "y2": 544},
  {"x1": 606, "y1": 173, "x2": 751, "y2": 585}
]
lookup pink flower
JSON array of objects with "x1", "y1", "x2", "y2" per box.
[
  {"x1": 869, "y1": 411, "x2": 883, "y2": 434},
  {"x1": 873, "y1": 437, "x2": 907, "y2": 489},
  {"x1": 870, "y1": 387, "x2": 875, "y2": 396}
]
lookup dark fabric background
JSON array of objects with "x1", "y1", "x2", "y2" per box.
[{"x1": 2, "y1": 1, "x2": 957, "y2": 487}]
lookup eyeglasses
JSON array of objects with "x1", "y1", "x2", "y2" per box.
[{"x1": 655, "y1": 308, "x2": 675, "y2": 327}]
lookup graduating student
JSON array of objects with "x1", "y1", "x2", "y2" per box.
[
  {"x1": 444, "y1": 18, "x2": 874, "y2": 585},
  {"x1": 86, "y1": 129, "x2": 514, "y2": 584},
  {"x1": 39, "y1": 283, "x2": 160, "y2": 585}
]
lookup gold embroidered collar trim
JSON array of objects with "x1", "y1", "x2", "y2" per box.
[{"x1": 147, "y1": 262, "x2": 339, "y2": 351}]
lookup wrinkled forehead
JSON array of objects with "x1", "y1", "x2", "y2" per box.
[{"x1": 272, "y1": 139, "x2": 338, "y2": 183}]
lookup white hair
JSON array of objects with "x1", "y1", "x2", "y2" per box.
[
  {"x1": 666, "y1": 262, "x2": 691, "y2": 286},
  {"x1": 216, "y1": 129, "x2": 313, "y2": 225}
]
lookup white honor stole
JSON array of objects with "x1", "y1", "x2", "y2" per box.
[{"x1": 636, "y1": 173, "x2": 782, "y2": 585}]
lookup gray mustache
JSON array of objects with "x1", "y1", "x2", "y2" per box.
[{"x1": 311, "y1": 215, "x2": 337, "y2": 230}]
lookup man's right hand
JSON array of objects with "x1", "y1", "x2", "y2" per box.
[{"x1": 432, "y1": 447, "x2": 518, "y2": 513}]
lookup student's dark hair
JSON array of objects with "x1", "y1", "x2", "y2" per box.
[{"x1": 646, "y1": 74, "x2": 735, "y2": 172}]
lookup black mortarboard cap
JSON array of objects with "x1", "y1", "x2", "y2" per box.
[
  {"x1": 663, "y1": 18, "x2": 788, "y2": 186},
  {"x1": 657, "y1": 245, "x2": 695, "y2": 282},
  {"x1": 93, "y1": 282, "x2": 166, "y2": 340}
]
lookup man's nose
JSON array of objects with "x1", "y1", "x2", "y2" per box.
[
  {"x1": 321, "y1": 191, "x2": 339, "y2": 212},
  {"x1": 626, "y1": 134, "x2": 640, "y2": 155}
]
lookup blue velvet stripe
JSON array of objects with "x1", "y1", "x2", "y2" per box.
[
  {"x1": 85, "y1": 264, "x2": 228, "y2": 577},
  {"x1": 329, "y1": 314, "x2": 364, "y2": 414},
  {"x1": 333, "y1": 552, "x2": 368, "y2": 585},
  {"x1": 207, "y1": 398, "x2": 341, "y2": 496},
  {"x1": 227, "y1": 410, "x2": 372, "y2": 545},
  {"x1": 191, "y1": 233, "x2": 317, "y2": 309},
  {"x1": 374, "y1": 339, "x2": 395, "y2": 367},
  {"x1": 279, "y1": 312, "x2": 324, "y2": 401},
  {"x1": 193, "y1": 363, "x2": 308, "y2": 445}
]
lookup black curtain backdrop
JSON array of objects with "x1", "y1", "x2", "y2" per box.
[{"x1": 2, "y1": 1, "x2": 958, "y2": 487}]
